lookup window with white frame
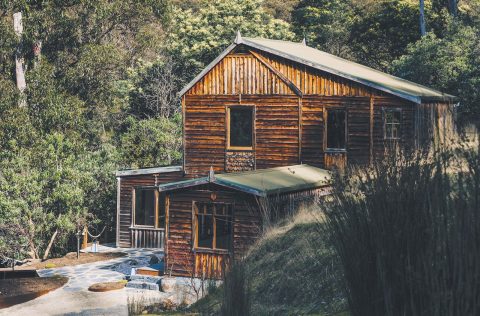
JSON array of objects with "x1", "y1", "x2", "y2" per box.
[{"x1": 384, "y1": 109, "x2": 401, "y2": 140}]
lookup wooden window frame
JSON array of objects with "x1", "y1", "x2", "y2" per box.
[
  {"x1": 132, "y1": 187, "x2": 164, "y2": 229},
  {"x1": 192, "y1": 201, "x2": 233, "y2": 254},
  {"x1": 226, "y1": 105, "x2": 255, "y2": 151},
  {"x1": 383, "y1": 107, "x2": 402, "y2": 141},
  {"x1": 324, "y1": 107, "x2": 348, "y2": 152}
]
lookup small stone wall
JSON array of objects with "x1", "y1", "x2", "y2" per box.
[{"x1": 225, "y1": 151, "x2": 255, "y2": 172}]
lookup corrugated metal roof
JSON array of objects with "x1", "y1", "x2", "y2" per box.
[
  {"x1": 157, "y1": 164, "x2": 332, "y2": 197},
  {"x1": 216, "y1": 164, "x2": 331, "y2": 196},
  {"x1": 116, "y1": 166, "x2": 182, "y2": 177},
  {"x1": 179, "y1": 35, "x2": 457, "y2": 104}
]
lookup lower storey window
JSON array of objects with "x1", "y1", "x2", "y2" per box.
[
  {"x1": 194, "y1": 202, "x2": 233, "y2": 250},
  {"x1": 135, "y1": 188, "x2": 155, "y2": 226}
]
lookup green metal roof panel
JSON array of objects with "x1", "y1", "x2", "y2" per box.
[
  {"x1": 242, "y1": 37, "x2": 457, "y2": 103},
  {"x1": 215, "y1": 164, "x2": 332, "y2": 196},
  {"x1": 157, "y1": 177, "x2": 209, "y2": 192},
  {"x1": 155, "y1": 164, "x2": 331, "y2": 196},
  {"x1": 180, "y1": 34, "x2": 457, "y2": 103}
]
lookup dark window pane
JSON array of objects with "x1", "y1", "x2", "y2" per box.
[
  {"x1": 135, "y1": 189, "x2": 155, "y2": 226},
  {"x1": 197, "y1": 214, "x2": 213, "y2": 248},
  {"x1": 215, "y1": 215, "x2": 232, "y2": 250},
  {"x1": 158, "y1": 193, "x2": 165, "y2": 228},
  {"x1": 327, "y1": 110, "x2": 346, "y2": 149},
  {"x1": 195, "y1": 203, "x2": 233, "y2": 250},
  {"x1": 230, "y1": 108, "x2": 253, "y2": 147}
]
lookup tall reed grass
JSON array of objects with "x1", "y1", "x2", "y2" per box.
[{"x1": 323, "y1": 140, "x2": 480, "y2": 315}]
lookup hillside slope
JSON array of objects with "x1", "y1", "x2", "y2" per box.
[{"x1": 191, "y1": 211, "x2": 348, "y2": 315}]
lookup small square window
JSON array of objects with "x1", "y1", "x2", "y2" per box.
[{"x1": 384, "y1": 110, "x2": 401, "y2": 140}]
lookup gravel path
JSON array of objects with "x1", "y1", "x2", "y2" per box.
[{"x1": 0, "y1": 248, "x2": 168, "y2": 316}]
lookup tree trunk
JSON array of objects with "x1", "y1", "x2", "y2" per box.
[
  {"x1": 419, "y1": 0, "x2": 426, "y2": 37},
  {"x1": 13, "y1": 12, "x2": 27, "y2": 107},
  {"x1": 33, "y1": 40, "x2": 42, "y2": 68},
  {"x1": 448, "y1": 0, "x2": 458, "y2": 17},
  {"x1": 43, "y1": 229, "x2": 58, "y2": 260}
]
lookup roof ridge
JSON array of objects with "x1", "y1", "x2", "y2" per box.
[{"x1": 243, "y1": 37, "x2": 451, "y2": 97}]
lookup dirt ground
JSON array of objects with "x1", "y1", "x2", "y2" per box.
[
  {"x1": 0, "y1": 275, "x2": 68, "y2": 309},
  {"x1": 17, "y1": 252, "x2": 126, "y2": 270}
]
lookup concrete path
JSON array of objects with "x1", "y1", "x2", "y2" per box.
[{"x1": 0, "y1": 249, "x2": 169, "y2": 316}]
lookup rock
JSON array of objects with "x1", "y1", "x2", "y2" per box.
[
  {"x1": 126, "y1": 281, "x2": 160, "y2": 291},
  {"x1": 148, "y1": 255, "x2": 159, "y2": 265},
  {"x1": 130, "y1": 275, "x2": 162, "y2": 283},
  {"x1": 160, "y1": 277, "x2": 177, "y2": 293},
  {"x1": 64, "y1": 252, "x2": 78, "y2": 259},
  {"x1": 88, "y1": 281, "x2": 126, "y2": 292}
]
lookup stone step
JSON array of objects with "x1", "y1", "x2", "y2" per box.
[
  {"x1": 126, "y1": 280, "x2": 160, "y2": 291},
  {"x1": 129, "y1": 274, "x2": 162, "y2": 283}
]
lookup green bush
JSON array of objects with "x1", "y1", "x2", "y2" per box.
[{"x1": 324, "y1": 142, "x2": 480, "y2": 316}]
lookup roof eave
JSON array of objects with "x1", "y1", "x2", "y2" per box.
[
  {"x1": 179, "y1": 43, "x2": 238, "y2": 96},
  {"x1": 242, "y1": 41, "x2": 423, "y2": 104},
  {"x1": 157, "y1": 177, "x2": 209, "y2": 192},
  {"x1": 116, "y1": 165, "x2": 182, "y2": 177},
  {"x1": 420, "y1": 95, "x2": 459, "y2": 103}
]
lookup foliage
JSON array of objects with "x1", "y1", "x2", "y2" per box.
[
  {"x1": 324, "y1": 144, "x2": 480, "y2": 315},
  {"x1": 220, "y1": 261, "x2": 250, "y2": 316},
  {"x1": 262, "y1": 0, "x2": 300, "y2": 21},
  {"x1": 120, "y1": 116, "x2": 182, "y2": 169},
  {"x1": 168, "y1": 0, "x2": 294, "y2": 79},
  {"x1": 292, "y1": 0, "x2": 354, "y2": 57},
  {"x1": 392, "y1": 21, "x2": 480, "y2": 124},
  {"x1": 349, "y1": 0, "x2": 423, "y2": 70},
  {"x1": 129, "y1": 55, "x2": 185, "y2": 119}
]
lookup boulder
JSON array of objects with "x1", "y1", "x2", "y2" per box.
[
  {"x1": 160, "y1": 277, "x2": 177, "y2": 293},
  {"x1": 148, "y1": 255, "x2": 160, "y2": 265}
]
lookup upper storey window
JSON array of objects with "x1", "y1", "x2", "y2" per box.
[
  {"x1": 326, "y1": 109, "x2": 347, "y2": 150},
  {"x1": 227, "y1": 107, "x2": 253, "y2": 149}
]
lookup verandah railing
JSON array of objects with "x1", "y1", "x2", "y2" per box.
[{"x1": 129, "y1": 227, "x2": 165, "y2": 249}]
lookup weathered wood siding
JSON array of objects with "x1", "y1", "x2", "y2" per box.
[
  {"x1": 186, "y1": 49, "x2": 377, "y2": 97},
  {"x1": 165, "y1": 185, "x2": 260, "y2": 277},
  {"x1": 416, "y1": 102, "x2": 455, "y2": 147},
  {"x1": 372, "y1": 96, "x2": 416, "y2": 160},
  {"x1": 183, "y1": 47, "x2": 420, "y2": 176},
  {"x1": 118, "y1": 171, "x2": 184, "y2": 248}
]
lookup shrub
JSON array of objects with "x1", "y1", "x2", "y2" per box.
[{"x1": 323, "y1": 142, "x2": 480, "y2": 316}]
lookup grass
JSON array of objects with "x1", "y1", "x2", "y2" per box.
[{"x1": 191, "y1": 207, "x2": 347, "y2": 315}]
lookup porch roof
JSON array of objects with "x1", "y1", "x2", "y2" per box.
[{"x1": 157, "y1": 164, "x2": 332, "y2": 197}]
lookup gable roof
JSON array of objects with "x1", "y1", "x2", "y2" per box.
[
  {"x1": 157, "y1": 164, "x2": 332, "y2": 197},
  {"x1": 179, "y1": 35, "x2": 457, "y2": 104}
]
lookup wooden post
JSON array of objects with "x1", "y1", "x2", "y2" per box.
[
  {"x1": 369, "y1": 95, "x2": 374, "y2": 165},
  {"x1": 298, "y1": 97, "x2": 303, "y2": 163},
  {"x1": 82, "y1": 226, "x2": 88, "y2": 249},
  {"x1": 13, "y1": 12, "x2": 26, "y2": 107}
]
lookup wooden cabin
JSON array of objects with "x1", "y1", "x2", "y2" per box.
[{"x1": 116, "y1": 34, "x2": 457, "y2": 277}]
